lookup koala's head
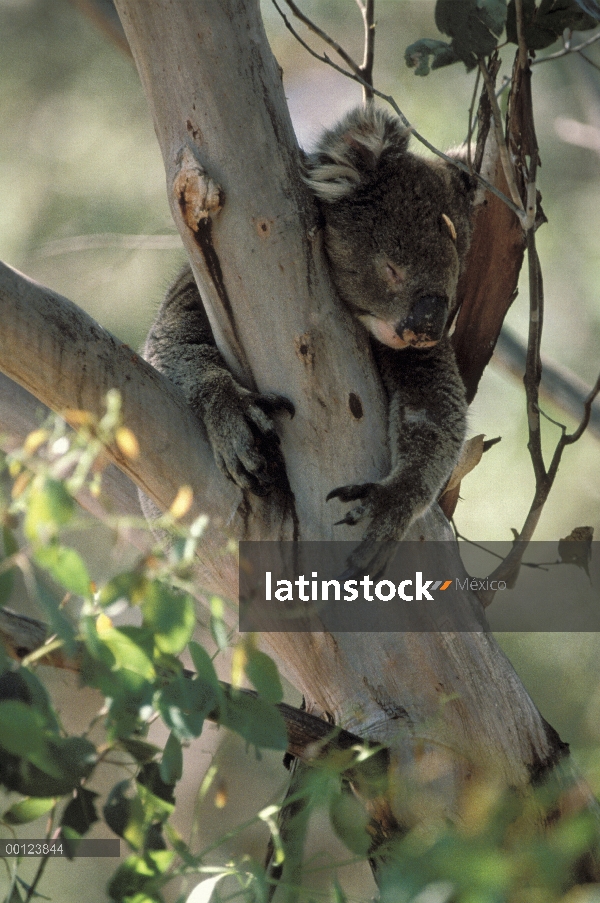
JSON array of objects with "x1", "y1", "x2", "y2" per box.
[{"x1": 305, "y1": 106, "x2": 475, "y2": 350}]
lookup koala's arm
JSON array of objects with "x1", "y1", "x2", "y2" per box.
[
  {"x1": 328, "y1": 338, "x2": 466, "y2": 543},
  {"x1": 144, "y1": 266, "x2": 293, "y2": 496}
]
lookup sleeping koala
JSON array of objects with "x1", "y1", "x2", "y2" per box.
[
  {"x1": 305, "y1": 106, "x2": 474, "y2": 547},
  {"x1": 144, "y1": 105, "x2": 473, "y2": 545}
]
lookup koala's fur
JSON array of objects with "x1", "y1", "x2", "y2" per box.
[
  {"x1": 305, "y1": 106, "x2": 474, "y2": 547},
  {"x1": 144, "y1": 105, "x2": 473, "y2": 545}
]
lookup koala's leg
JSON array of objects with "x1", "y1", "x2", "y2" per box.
[
  {"x1": 145, "y1": 266, "x2": 294, "y2": 496},
  {"x1": 327, "y1": 339, "x2": 465, "y2": 560}
]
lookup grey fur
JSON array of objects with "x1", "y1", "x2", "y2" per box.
[
  {"x1": 306, "y1": 105, "x2": 473, "y2": 547},
  {"x1": 144, "y1": 268, "x2": 293, "y2": 497},
  {"x1": 144, "y1": 105, "x2": 473, "y2": 546}
]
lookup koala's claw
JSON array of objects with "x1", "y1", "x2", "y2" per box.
[
  {"x1": 326, "y1": 482, "x2": 375, "y2": 504},
  {"x1": 207, "y1": 388, "x2": 293, "y2": 496},
  {"x1": 334, "y1": 505, "x2": 366, "y2": 527},
  {"x1": 328, "y1": 482, "x2": 376, "y2": 527},
  {"x1": 253, "y1": 393, "x2": 295, "y2": 420}
]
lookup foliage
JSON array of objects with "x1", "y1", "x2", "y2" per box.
[
  {"x1": 0, "y1": 399, "x2": 293, "y2": 902},
  {"x1": 405, "y1": 0, "x2": 598, "y2": 75},
  {"x1": 1, "y1": 402, "x2": 600, "y2": 902}
]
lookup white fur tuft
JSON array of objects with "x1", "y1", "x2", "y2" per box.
[{"x1": 304, "y1": 106, "x2": 410, "y2": 202}]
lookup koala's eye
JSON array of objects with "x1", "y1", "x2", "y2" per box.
[
  {"x1": 383, "y1": 261, "x2": 406, "y2": 286},
  {"x1": 441, "y1": 213, "x2": 457, "y2": 243}
]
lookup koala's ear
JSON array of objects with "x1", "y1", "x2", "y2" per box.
[
  {"x1": 304, "y1": 106, "x2": 410, "y2": 202},
  {"x1": 441, "y1": 147, "x2": 478, "y2": 200}
]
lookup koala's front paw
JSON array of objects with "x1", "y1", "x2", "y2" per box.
[
  {"x1": 204, "y1": 387, "x2": 294, "y2": 496},
  {"x1": 327, "y1": 481, "x2": 413, "y2": 580},
  {"x1": 327, "y1": 480, "x2": 415, "y2": 539}
]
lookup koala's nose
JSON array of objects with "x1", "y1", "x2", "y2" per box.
[{"x1": 398, "y1": 294, "x2": 448, "y2": 344}]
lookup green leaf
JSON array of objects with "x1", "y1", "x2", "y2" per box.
[
  {"x1": 35, "y1": 544, "x2": 91, "y2": 597},
  {"x1": 435, "y1": 0, "x2": 507, "y2": 68},
  {"x1": 188, "y1": 642, "x2": 221, "y2": 692},
  {"x1": 141, "y1": 582, "x2": 196, "y2": 656},
  {"x1": 0, "y1": 667, "x2": 60, "y2": 732},
  {"x1": 24, "y1": 478, "x2": 74, "y2": 542},
  {"x1": 105, "y1": 679, "x2": 155, "y2": 741},
  {"x1": 245, "y1": 649, "x2": 283, "y2": 705},
  {"x1": 137, "y1": 781, "x2": 175, "y2": 821},
  {"x1": 0, "y1": 701, "x2": 49, "y2": 760},
  {"x1": 507, "y1": 0, "x2": 597, "y2": 48},
  {"x1": 157, "y1": 673, "x2": 216, "y2": 741},
  {"x1": 405, "y1": 38, "x2": 459, "y2": 75},
  {"x1": 99, "y1": 571, "x2": 147, "y2": 608},
  {"x1": 221, "y1": 694, "x2": 288, "y2": 751},
  {"x1": 104, "y1": 780, "x2": 136, "y2": 841},
  {"x1": 329, "y1": 789, "x2": 372, "y2": 856},
  {"x1": 104, "y1": 779, "x2": 173, "y2": 857},
  {"x1": 210, "y1": 614, "x2": 229, "y2": 652},
  {"x1": 332, "y1": 879, "x2": 348, "y2": 903},
  {"x1": 159, "y1": 733, "x2": 183, "y2": 785},
  {"x1": 45, "y1": 735, "x2": 97, "y2": 783},
  {"x1": 117, "y1": 738, "x2": 162, "y2": 764},
  {"x1": 34, "y1": 577, "x2": 78, "y2": 650},
  {"x1": 3, "y1": 796, "x2": 56, "y2": 825},
  {"x1": 0, "y1": 702, "x2": 96, "y2": 795},
  {"x1": 61, "y1": 787, "x2": 99, "y2": 835},
  {"x1": 108, "y1": 851, "x2": 173, "y2": 902},
  {"x1": 96, "y1": 626, "x2": 156, "y2": 680},
  {"x1": 0, "y1": 526, "x2": 18, "y2": 604},
  {"x1": 137, "y1": 762, "x2": 176, "y2": 806}
]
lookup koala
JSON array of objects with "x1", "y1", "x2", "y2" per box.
[
  {"x1": 144, "y1": 105, "x2": 473, "y2": 550},
  {"x1": 144, "y1": 267, "x2": 294, "y2": 498},
  {"x1": 305, "y1": 105, "x2": 474, "y2": 550}
]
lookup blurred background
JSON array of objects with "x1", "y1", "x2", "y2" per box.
[{"x1": 0, "y1": 1, "x2": 599, "y2": 900}]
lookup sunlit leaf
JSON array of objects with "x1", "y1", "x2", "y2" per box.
[
  {"x1": 245, "y1": 648, "x2": 283, "y2": 705},
  {"x1": 159, "y1": 733, "x2": 183, "y2": 784},
  {"x1": 3, "y1": 796, "x2": 56, "y2": 825},
  {"x1": 141, "y1": 582, "x2": 195, "y2": 656},
  {"x1": 35, "y1": 543, "x2": 91, "y2": 597},
  {"x1": 186, "y1": 874, "x2": 227, "y2": 903}
]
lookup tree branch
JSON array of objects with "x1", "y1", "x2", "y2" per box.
[
  {"x1": 532, "y1": 29, "x2": 600, "y2": 65},
  {"x1": 0, "y1": 261, "x2": 243, "y2": 598},
  {"x1": 0, "y1": 606, "x2": 371, "y2": 765},
  {"x1": 277, "y1": 0, "x2": 363, "y2": 78},
  {"x1": 359, "y1": 0, "x2": 375, "y2": 103}
]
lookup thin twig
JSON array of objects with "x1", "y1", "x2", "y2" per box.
[
  {"x1": 271, "y1": 0, "x2": 525, "y2": 218},
  {"x1": 555, "y1": 373, "x2": 600, "y2": 450},
  {"x1": 466, "y1": 66, "x2": 481, "y2": 171},
  {"x1": 480, "y1": 233, "x2": 600, "y2": 607},
  {"x1": 524, "y1": 229, "x2": 546, "y2": 484},
  {"x1": 514, "y1": 0, "x2": 529, "y2": 71},
  {"x1": 532, "y1": 29, "x2": 600, "y2": 65},
  {"x1": 280, "y1": 0, "x2": 362, "y2": 76},
  {"x1": 359, "y1": 0, "x2": 375, "y2": 103},
  {"x1": 478, "y1": 56, "x2": 525, "y2": 214}
]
